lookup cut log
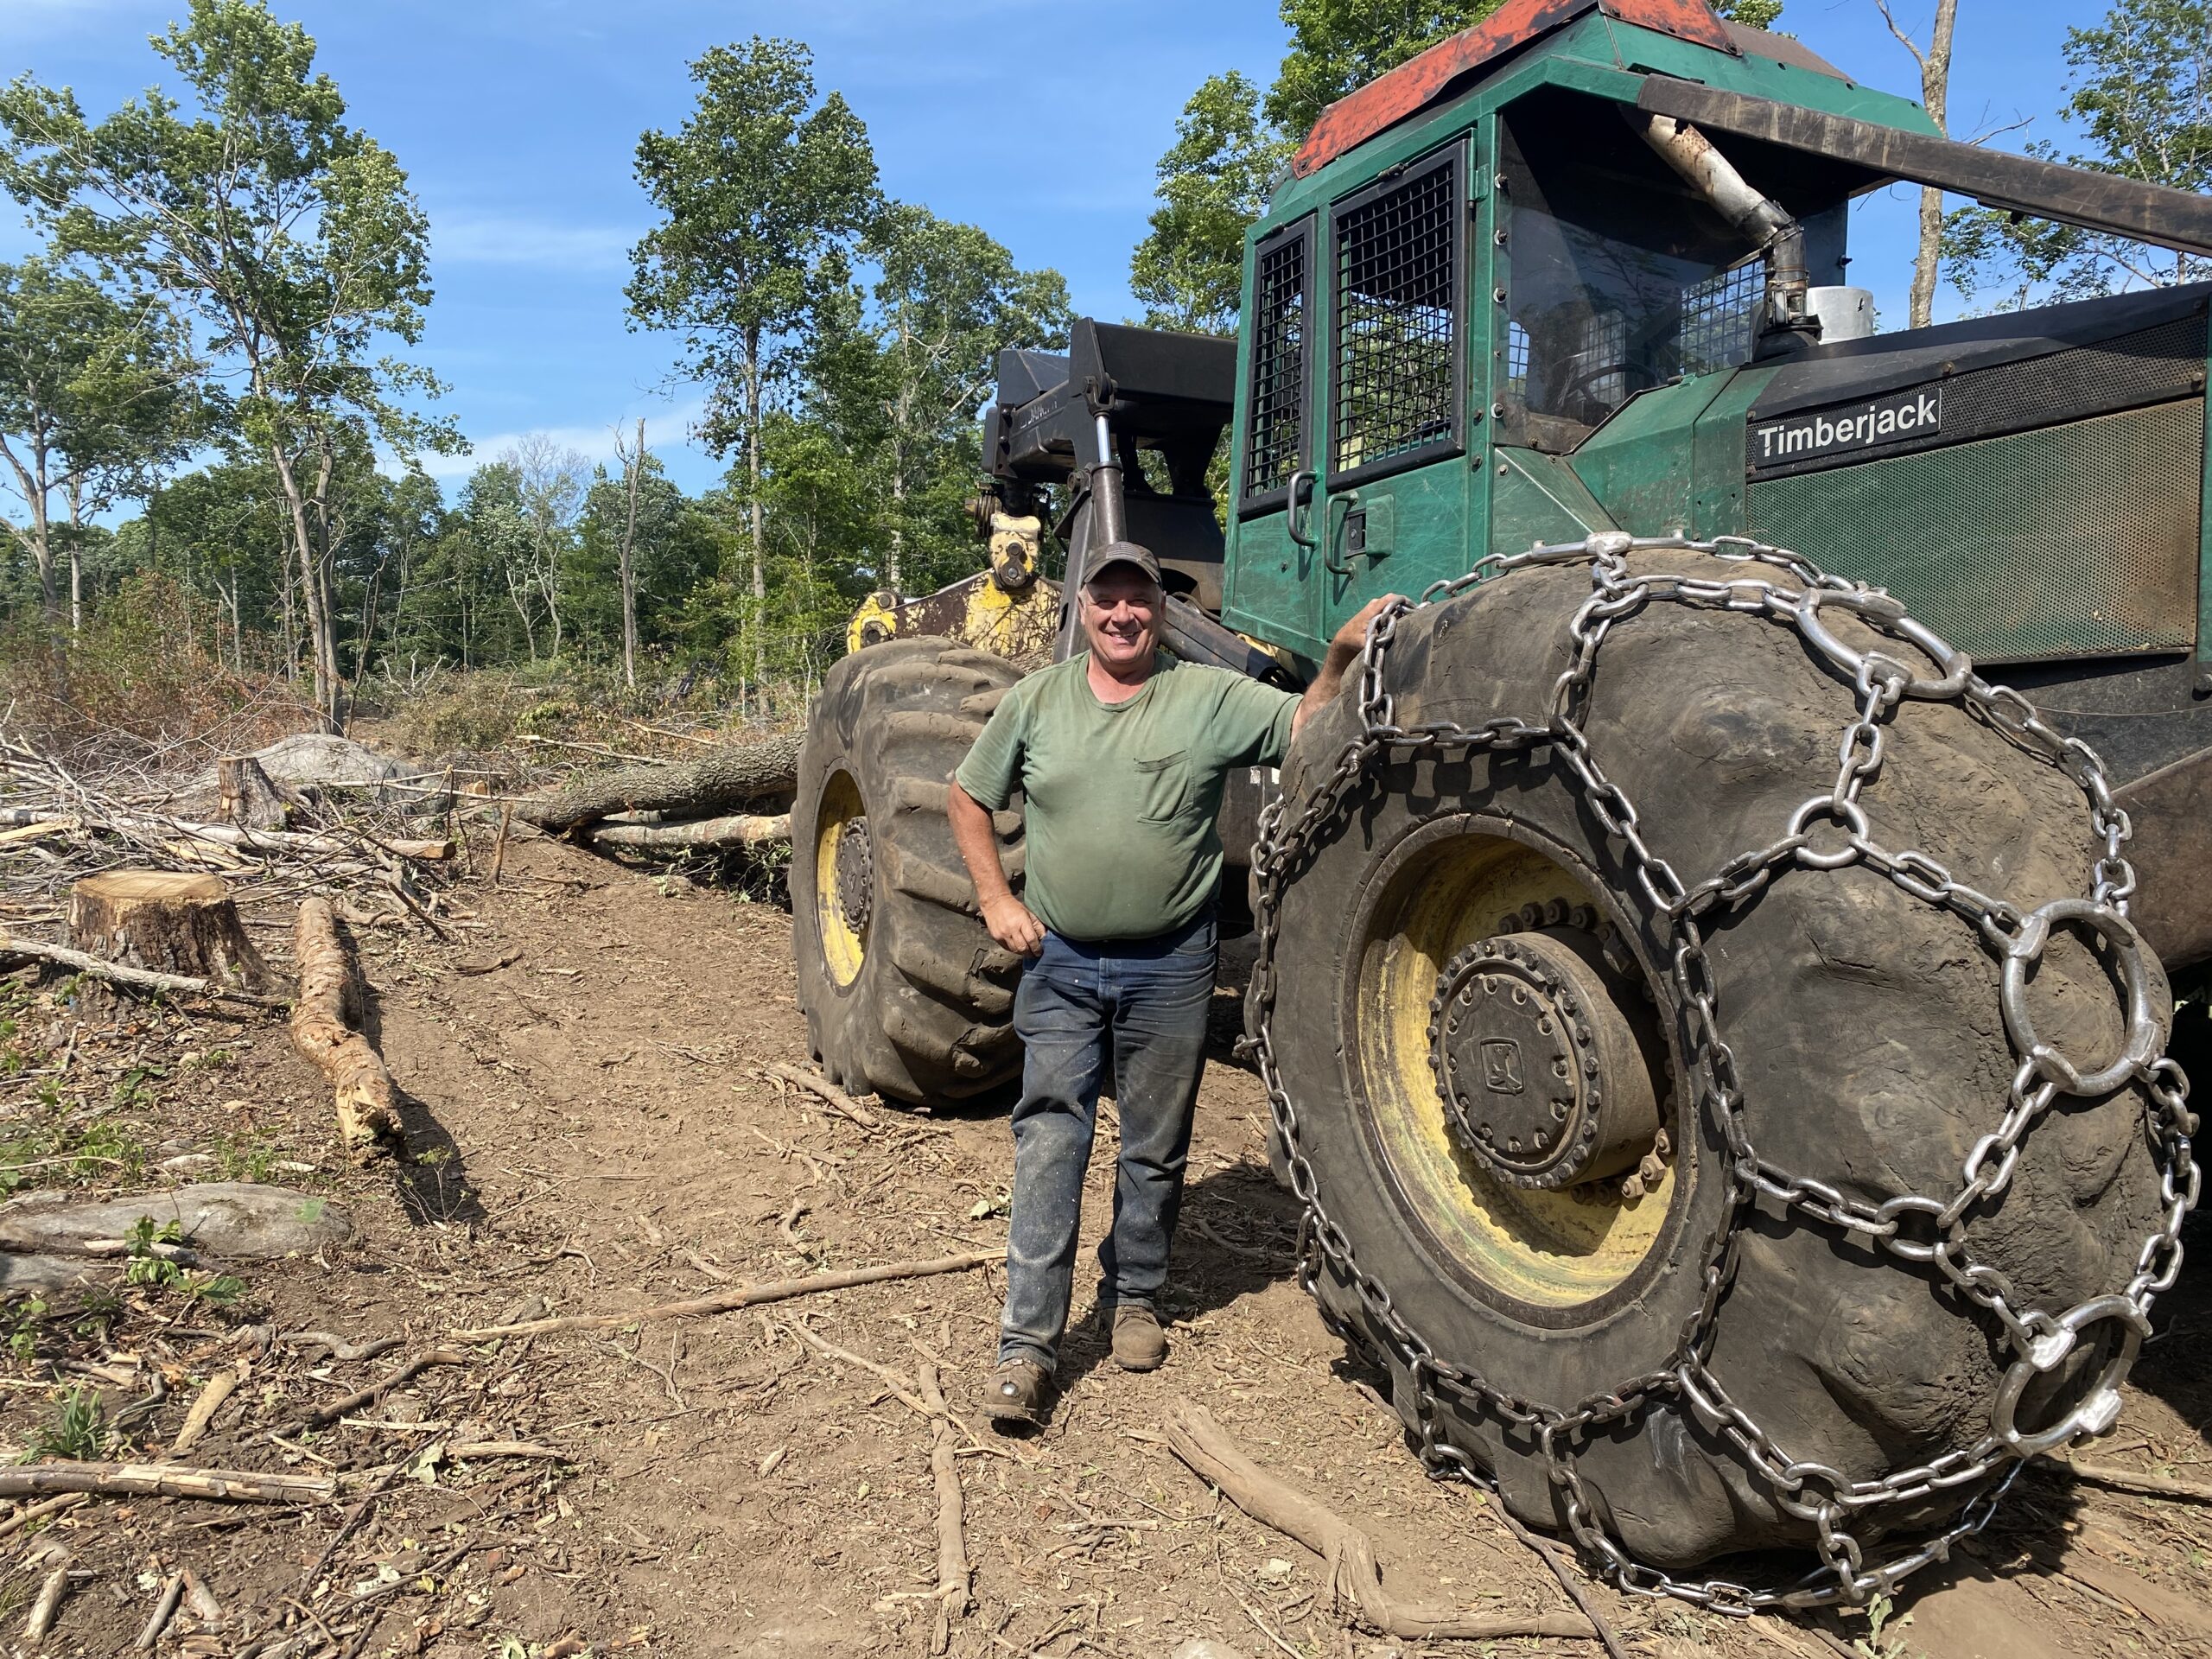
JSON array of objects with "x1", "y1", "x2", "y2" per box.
[
  {"x1": 289, "y1": 898, "x2": 400, "y2": 1158},
  {"x1": 216, "y1": 754, "x2": 289, "y2": 830},
  {"x1": 67, "y1": 872, "x2": 268, "y2": 995},
  {"x1": 585, "y1": 811, "x2": 791, "y2": 853},
  {"x1": 518, "y1": 732, "x2": 801, "y2": 833}
]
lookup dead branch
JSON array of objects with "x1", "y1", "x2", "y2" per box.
[
  {"x1": 23, "y1": 1563, "x2": 69, "y2": 1646},
  {"x1": 919, "y1": 1359, "x2": 971, "y2": 1654},
  {"x1": 765, "y1": 1062, "x2": 884, "y2": 1132},
  {"x1": 3, "y1": 808, "x2": 449, "y2": 862},
  {"x1": 585, "y1": 810, "x2": 791, "y2": 852},
  {"x1": 2061, "y1": 1453, "x2": 2212, "y2": 1504},
  {"x1": 288, "y1": 897, "x2": 401, "y2": 1157},
  {"x1": 169, "y1": 1367, "x2": 240, "y2": 1453},
  {"x1": 0, "y1": 1494, "x2": 86, "y2": 1540},
  {"x1": 0, "y1": 931, "x2": 287, "y2": 1009},
  {"x1": 1163, "y1": 1401, "x2": 1598, "y2": 1643},
  {"x1": 449, "y1": 1249, "x2": 1000, "y2": 1341},
  {"x1": 518, "y1": 731, "x2": 800, "y2": 833},
  {"x1": 287, "y1": 1344, "x2": 471, "y2": 1431},
  {"x1": 0, "y1": 1460, "x2": 336, "y2": 1504},
  {"x1": 134, "y1": 1573, "x2": 184, "y2": 1650}
]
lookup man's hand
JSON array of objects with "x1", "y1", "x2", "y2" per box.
[
  {"x1": 1330, "y1": 594, "x2": 1404, "y2": 663},
  {"x1": 981, "y1": 893, "x2": 1046, "y2": 958},
  {"x1": 1294, "y1": 594, "x2": 1409, "y2": 736}
]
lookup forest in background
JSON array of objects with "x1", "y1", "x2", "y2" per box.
[{"x1": 0, "y1": 0, "x2": 2204, "y2": 759}]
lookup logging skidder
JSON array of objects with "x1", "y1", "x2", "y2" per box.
[{"x1": 792, "y1": 0, "x2": 2210, "y2": 1611}]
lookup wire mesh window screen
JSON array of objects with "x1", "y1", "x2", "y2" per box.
[
  {"x1": 1243, "y1": 230, "x2": 1308, "y2": 500},
  {"x1": 1678, "y1": 262, "x2": 1764, "y2": 376},
  {"x1": 1333, "y1": 159, "x2": 1458, "y2": 476}
]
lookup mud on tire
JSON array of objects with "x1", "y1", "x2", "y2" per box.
[
  {"x1": 793, "y1": 639, "x2": 1026, "y2": 1104},
  {"x1": 1263, "y1": 549, "x2": 2167, "y2": 1573}
]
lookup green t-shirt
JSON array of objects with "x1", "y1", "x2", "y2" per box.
[{"x1": 955, "y1": 652, "x2": 1300, "y2": 941}]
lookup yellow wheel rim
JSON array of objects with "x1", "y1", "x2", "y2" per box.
[
  {"x1": 814, "y1": 771, "x2": 868, "y2": 989},
  {"x1": 1351, "y1": 825, "x2": 1676, "y2": 1310}
]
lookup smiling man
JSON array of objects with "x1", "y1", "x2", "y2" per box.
[{"x1": 948, "y1": 542, "x2": 1395, "y2": 1426}]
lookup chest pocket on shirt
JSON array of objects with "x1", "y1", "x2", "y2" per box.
[{"x1": 1134, "y1": 751, "x2": 1191, "y2": 824}]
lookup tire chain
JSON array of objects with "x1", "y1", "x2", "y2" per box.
[{"x1": 1244, "y1": 531, "x2": 2200, "y2": 1613}]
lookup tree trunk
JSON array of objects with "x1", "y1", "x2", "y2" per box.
[
  {"x1": 1902, "y1": 0, "x2": 1957, "y2": 330},
  {"x1": 620, "y1": 418, "x2": 644, "y2": 690},
  {"x1": 216, "y1": 755, "x2": 290, "y2": 830},
  {"x1": 745, "y1": 334, "x2": 766, "y2": 701},
  {"x1": 65, "y1": 477, "x2": 83, "y2": 635},
  {"x1": 518, "y1": 732, "x2": 801, "y2": 832},
  {"x1": 67, "y1": 871, "x2": 270, "y2": 995},
  {"x1": 269, "y1": 442, "x2": 337, "y2": 731}
]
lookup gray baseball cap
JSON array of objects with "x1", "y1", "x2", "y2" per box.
[{"x1": 1084, "y1": 542, "x2": 1162, "y2": 587}]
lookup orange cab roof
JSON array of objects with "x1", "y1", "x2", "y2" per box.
[{"x1": 1293, "y1": 0, "x2": 1736, "y2": 178}]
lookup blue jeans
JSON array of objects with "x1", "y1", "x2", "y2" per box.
[{"x1": 999, "y1": 912, "x2": 1217, "y2": 1372}]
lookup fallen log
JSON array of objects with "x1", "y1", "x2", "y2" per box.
[
  {"x1": 0, "y1": 932, "x2": 287, "y2": 1010},
  {"x1": 518, "y1": 731, "x2": 801, "y2": 833},
  {"x1": 288, "y1": 898, "x2": 401, "y2": 1157},
  {"x1": 1163, "y1": 1400, "x2": 1599, "y2": 1644},
  {"x1": 585, "y1": 810, "x2": 791, "y2": 852},
  {"x1": 449, "y1": 1249, "x2": 999, "y2": 1341},
  {"x1": 0, "y1": 1460, "x2": 335, "y2": 1504}
]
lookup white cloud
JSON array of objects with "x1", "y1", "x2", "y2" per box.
[
  {"x1": 430, "y1": 214, "x2": 637, "y2": 273},
  {"x1": 412, "y1": 397, "x2": 706, "y2": 480}
]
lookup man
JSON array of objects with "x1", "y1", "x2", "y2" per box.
[{"x1": 948, "y1": 541, "x2": 1398, "y2": 1425}]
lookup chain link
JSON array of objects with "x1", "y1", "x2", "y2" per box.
[{"x1": 1244, "y1": 534, "x2": 2199, "y2": 1613}]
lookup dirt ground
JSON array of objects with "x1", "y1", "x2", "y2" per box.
[{"x1": 2, "y1": 827, "x2": 2210, "y2": 1659}]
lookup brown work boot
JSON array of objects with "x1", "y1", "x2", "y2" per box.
[
  {"x1": 1110, "y1": 1305, "x2": 1168, "y2": 1372},
  {"x1": 983, "y1": 1357, "x2": 1052, "y2": 1427}
]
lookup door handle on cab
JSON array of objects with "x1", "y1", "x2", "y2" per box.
[{"x1": 1286, "y1": 468, "x2": 1318, "y2": 551}]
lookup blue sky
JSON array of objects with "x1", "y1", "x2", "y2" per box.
[{"x1": 3, "y1": 0, "x2": 2097, "y2": 501}]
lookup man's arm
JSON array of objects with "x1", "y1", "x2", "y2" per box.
[
  {"x1": 1292, "y1": 594, "x2": 1405, "y2": 737},
  {"x1": 948, "y1": 781, "x2": 1045, "y2": 957}
]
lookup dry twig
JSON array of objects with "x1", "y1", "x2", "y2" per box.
[
  {"x1": 764, "y1": 1062, "x2": 884, "y2": 1132},
  {"x1": 449, "y1": 1249, "x2": 998, "y2": 1341}
]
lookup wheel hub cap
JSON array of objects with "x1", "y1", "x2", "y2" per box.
[
  {"x1": 1428, "y1": 930, "x2": 1660, "y2": 1191},
  {"x1": 835, "y1": 818, "x2": 873, "y2": 932}
]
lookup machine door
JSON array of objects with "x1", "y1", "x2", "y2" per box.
[
  {"x1": 1224, "y1": 215, "x2": 1323, "y2": 662},
  {"x1": 1319, "y1": 141, "x2": 1471, "y2": 631}
]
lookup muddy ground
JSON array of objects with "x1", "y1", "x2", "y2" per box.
[{"x1": 0, "y1": 827, "x2": 2209, "y2": 1659}]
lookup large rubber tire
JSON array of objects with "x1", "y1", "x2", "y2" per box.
[
  {"x1": 1266, "y1": 550, "x2": 2164, "y2": 1571},
  {"x1": 793, "y1": 640, "x2": 1026, "y2": 1104}
]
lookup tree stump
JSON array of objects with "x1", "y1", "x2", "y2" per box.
[
  {"x1": 67, "y1": 872, "x2": 270, "y2": 995},
  {"x1": 216, "y1": 755, "x2": 289, "y2": 830}
]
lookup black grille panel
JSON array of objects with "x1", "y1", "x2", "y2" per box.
[
  {"x1": 1243, "y1": 228, "x2": 1308, "y2": 502},
  {"x1": 1748, "y1": 398, "x2": 2204, "y2": 663},
  {"x1": 1332, "y1": 157, "x2": 1459, "y2": 477},
  {"x1": 1751, "y1": 313, "x2": 2208, "y2": 480}
]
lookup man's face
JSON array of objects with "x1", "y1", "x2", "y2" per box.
[{"x1": 1081, "y1": 566, "x2": 1161, "y2": 671}]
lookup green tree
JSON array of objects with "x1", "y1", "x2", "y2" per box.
[
  {"x1": 826, "y1": 206, "x2": 1069, "y2": 594},
  {"x1": 1130, "y1": 73, "x2": 1291, "y2": 335},
  {"x1": 0, "y1": 257, "x2": 192, "y2": 629},
  {"x1": 1265, "y1": 1, "x2": 1509, "y2": 140},
  {"x1": 1, "y1": 0, "x2": 460, "y2": 728},
  {"x1": 1945, "y1": 0, "x2": 2211, "y2": 307},
  {"x1": 627, "y1": 37, "x2": 880, "y2": 687}
]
